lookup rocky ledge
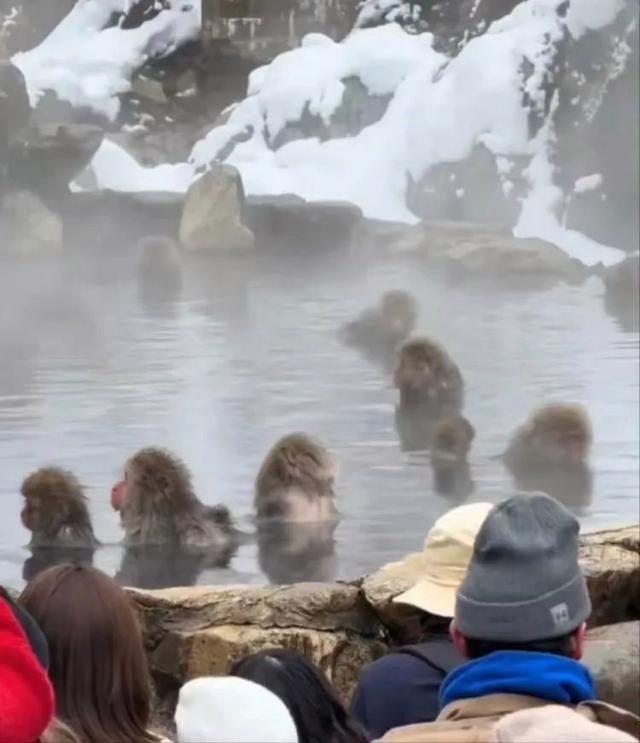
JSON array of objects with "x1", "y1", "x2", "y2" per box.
[{"x1": 128, "y1": 526, "x2": 640, "y2": 727}]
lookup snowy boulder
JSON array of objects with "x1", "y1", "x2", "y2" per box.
[
  {"x1": 246, "y1": 195, "x2": 363, "y2": 250},
  {"x1": 179, "y1": 165, "x2": 255, "y2": 252},
  {"x1": 1, "y1": 190, "x2": 63, "y2": 255},
  {"x1": 9, "y1": 123, "x2": 104, "y2": 195},
  {"x1": 389, "y1": 221, "x2": 587, "y2": 287}
]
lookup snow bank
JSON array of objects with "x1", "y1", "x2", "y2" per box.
[
  {"x1": 88, "y1": 0, "x2": 626, "y2": 267},
  {"x1": 12, "y1": 0, "x2": 201, "y2": 120},
  {"x1": 186, "y1": 0, "x2": 625, "y2": 265},
  {"x1": 86, "y1": 138, "x2": 194, "y2": 192}
]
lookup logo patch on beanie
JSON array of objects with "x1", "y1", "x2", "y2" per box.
[{"x1": 550, "y1": 603, "x2": 570, "y2": 628}]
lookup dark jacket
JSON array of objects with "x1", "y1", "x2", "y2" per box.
[{"x1": 351, "y1": 637, "x2": 462, "y2": 739}]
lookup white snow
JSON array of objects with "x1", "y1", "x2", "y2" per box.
[
  {"x1": 12, "y1": 0, "x2": 201, "y2": 120},
  {"x1": 87, "y1": 138, "x2": 194, "y2": 192},
  {"x1": 82, "y1": 0, "x2": 627, "y2": 267},
  {"x1": 574, "y1": 173, "x2": 603, "y2": 193}
]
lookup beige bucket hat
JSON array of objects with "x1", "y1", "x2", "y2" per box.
[{"x1": 393, "y1": 501, "x2": 494, "y2": 618}]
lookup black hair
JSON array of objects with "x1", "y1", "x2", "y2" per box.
[
  {"x1": 231, "y1": 649, "x2": 368, "y2": 743},
  {"x1": 464, "y1": 630, "x2": 577, "y2": 660}
]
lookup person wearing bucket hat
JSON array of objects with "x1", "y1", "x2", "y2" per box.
[
  {"x1": 380, "y1": 493, "x2": 640, "y2": 742},
  {"x1": 351, "y1": 502, "x2": 493, "y2": 739}
]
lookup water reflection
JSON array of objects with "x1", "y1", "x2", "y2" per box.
[
  {"x1": 0, "y1": 248, "x2": 637, "y2": 589},
  {"x1": 257, "y1": 521, "x2": 338, "y2": 585}
]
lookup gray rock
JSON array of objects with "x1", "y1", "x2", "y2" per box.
[
  {"x1": 584, "y1": 621, "x2": 640, "y2": 715},
  {"x1": 246, "y1": 194, "x2": 363, "y2": 250},
  {"x1": 179, "y1": 165, "x2": 255, "y2": 251},
  {"x1": 1, "y1": 190, "x2": 63, "y2": 255},
  {"x1": 9, "y1": 123, "x2": 104, "y2": 195},
  {"x1": 388, "y1": 221, "x2": 587, "y2": 287},
  {"x1": 0, "y1": 61, "x2": 30, "y2": 174}
]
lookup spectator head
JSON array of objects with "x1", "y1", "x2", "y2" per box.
[
  {"x1": 231, "y1": 649, "x2": 368, "y2": 743},
  {"x1": 19, "y1": 564, "x2": 156, "y2": 743},
  {"x1": 175, "y1": 676, "x2": 298, "y2": 743},
  {"x1": 0, "y1": 590, "x2": 54, "y2": 743},
  {"x1": 451, "y1": 493, "x2": 591, "y2": 660},
  {"x1": 393, "y1": 502, "x2": 494, "y2": 619}
]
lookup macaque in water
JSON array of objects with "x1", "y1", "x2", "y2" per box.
[
  {"x1": 254, "y1": 433, "x2": 338, "y2": 522},
  {"x1": 20, "y1": 467, "x2": 98, "y2": 581},
  {"x1": 503, "y1": 403, "x2": 593, "y2": 510},
  {"x1": 602, "y1": 254, "x2": 639, "y2": 332},
  {"x1": 394, "y1": 337, "x2": 464, "y2": 412},
  {"x1": 136, "y1": 235, "x2": 182, "y2": 306},
  {"x1": 430, "y1": 416, "x2": 476, "y2": 500},
  {"x1": 341, "y1": 290, "x2": 419, "y2": 364},
  {"x1": 112, "y1": 447, "x2": 236, "y2": 558},
  {"x1": 21, "y1": 467, "x2": 99, "y2": 549}
]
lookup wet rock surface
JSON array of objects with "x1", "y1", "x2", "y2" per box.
[{"x1": 128, "y1": 526, "x2": 640, "y2": 727}]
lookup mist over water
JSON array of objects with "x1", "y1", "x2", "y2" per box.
[{"x1": 0, "y1": 245, "x2": 637, "y2": 588}]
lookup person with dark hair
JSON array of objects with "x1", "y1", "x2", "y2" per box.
[
  {"x1": 0, "y1": 588, "x2": 54, "y2": 743},
  {"x1": 351, "y1": 503, "x2": 492, "y2": 738},
  {"x1": 380, "y1": 493, "x2": 640, "y2": 742},
  {"x1": 232, "y1": 649, "x2": 368, "y2": 743},
  {"x1": 19, "y1": 564, "x2": 166, "y2": 743}
]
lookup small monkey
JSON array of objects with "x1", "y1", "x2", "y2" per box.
[
  {"x1": 430, "y1": 415, "x2": 475, "y2": 465},
  {"x1": 20, "y1": 467, "x2": 98, "y2": 581},
  {"x1": 503, "y1": 403, "x2": 593, "y2": 510},
  {"x1": 21, "y1": 467, "x2": 98, "y2": 549},
  {"x1": 136, "y1": 234, "x2": 182, "y2": 306},
  {"x1": 430, "y1": 416, "x2": 476, "y2": 500},
  {"x1": 111, "y1": 447, "x2": 236, "y2": 558},
  {"x1": 254, "y1": 433, "x2": 338, "y2": 522},
  {"x1": 341, "y1": 290, "x2": 419, "y2": 364},
  {"x1": 394, "y1": 336, "x2": 464, "y2": 412},
  {"x1": 602, "y1": 254, "x2": 639, "y2": 332}
]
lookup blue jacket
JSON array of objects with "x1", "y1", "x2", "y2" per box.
[{"x1": 351, "y1": 638, "x2": 462, "y2": 739}]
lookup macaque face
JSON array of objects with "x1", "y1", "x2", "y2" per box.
[
  {"x1": 111, "y1": 481, "x2": 127, "y2": 511},
  {"x1": 21, "y1": 497, "x2": 41, "y2": 531},
  {"x1": 556, "y1": 428, "x2": 589, "y2": 464}
]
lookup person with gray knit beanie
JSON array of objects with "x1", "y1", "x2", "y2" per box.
[{"x1": 379, "y1": 493, "x2": 640, "y2": 743}]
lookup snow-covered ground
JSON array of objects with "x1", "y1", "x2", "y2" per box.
[{"x1": 14, "y1": 0, "x2": 628, "y2": 266}]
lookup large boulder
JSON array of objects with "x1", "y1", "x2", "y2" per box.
[
  {"x1": 363, "y1": 526, "x2": 640, "y2": 640},
  {"x1": 0, "y1": 61, "x2": 30, "y2": 174},
  {"x1": 387, "y1": 221, "x2": 588, "y2": 287},
  {"x1": 1, "y1": 189, "x2": 63, "y2": 255},
  {"x1": 179, "y1": 165, "x2": 255, "y2": 251},
  {"x1": 246, "y1": 194, "x2": 363, "y2": 250},
  {"x1": 8, "y1": 123, "x2": 104, "y2": 195},
  {"x1": 129, "y1": 582, "x2": 385, "y2": 725},
  {"x1": 584, "y1": 621, "x2": 640, "y2": 715}
]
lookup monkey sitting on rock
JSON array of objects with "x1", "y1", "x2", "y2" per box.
[
  {"x1": 20, "y1": 466, "x2": 99, "y2": 580},
  {"x1": 254, "y1": 433, "x2": 338, "y2": 522}
]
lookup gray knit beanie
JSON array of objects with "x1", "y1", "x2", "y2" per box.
[{"x1": 455, "y1": 492, "x2": 591, "y2": 642}]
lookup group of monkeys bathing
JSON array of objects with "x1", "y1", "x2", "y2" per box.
[{"x1": 19, "y1": 289, "x2": 592, "y2": 585}]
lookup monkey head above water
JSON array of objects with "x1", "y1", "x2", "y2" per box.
[
  {"x1": 430, "y1": 415, "x2": 475, "y2": 465},
  {"x1": 21, "y1": 467, "x2": 99, "y2": 549},
  {"x1": 504, "y1": 403, "x2": 592, "y2": 470},
  {"x1": 341, "y1": 290, "x2": 419, "y2": 360},
  {"x1": 136, "y1": 235, "x2": 182, "y2": 306},
  {"x1": 394, "y1": 336, "x2": 464, "y2": 412},
  {"x1": 254, "y1": 433, "x2": 338, "y2": 522},
  {"x1": 112, "y1": 447, "x2": 236, "y2": 552}
]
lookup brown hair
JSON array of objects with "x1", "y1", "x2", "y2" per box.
[{"x1": 19, "y1": 565, "x2": 156, "y2": 743}]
